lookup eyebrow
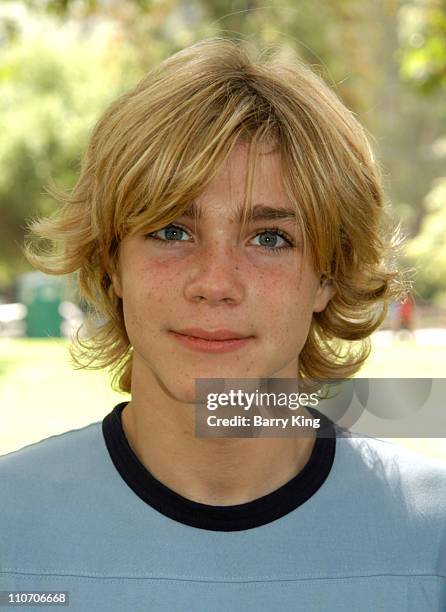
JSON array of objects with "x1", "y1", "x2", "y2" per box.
[{"x1": 180, "y1": 201, "x2": 298, "y2": 223}]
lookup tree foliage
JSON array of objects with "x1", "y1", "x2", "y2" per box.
[
  {"x1": 0, "y1": 9, "x2": 143, "y2": 286},
  {"x1": 406, "y1": 179, "x2": 446, "y2": 304},
  {"x1": 398, "y1": 0, "x2": 446, "y2": 93},
  {"x1": 397, "y1": 1, "x2": 446, "y2": 304}
]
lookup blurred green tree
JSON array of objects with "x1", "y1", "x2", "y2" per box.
[
  {"x1": 406, "y1": 178, "x2": 446, "y2": 304},
  {"x1": 0, "y1": 9, "x2": 144, "y2": 287},
  {"x1": 397, "y1": 0, "x2": 446, "y2": 305},
  {"x1": 398, "y1": 0, "x2": 446, "y2": 93}
]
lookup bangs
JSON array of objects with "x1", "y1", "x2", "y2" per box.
[
  {"x1": 102, "y1": 74, "x2": 280, "y2": 243},
  {"x1": 98, "y1": 48, "x2": 362, "y2": 277}
]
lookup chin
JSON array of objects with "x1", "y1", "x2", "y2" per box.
[
  {"x1": 169, "y1": 384, "x2": 200, "y2": 405},
  {"x1": 159, "y1": 370, "x2": 239, "y2": 405}
]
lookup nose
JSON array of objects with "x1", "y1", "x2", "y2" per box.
[{"x1": 183, "y1": 241, "x2": 245, "y2": 305}]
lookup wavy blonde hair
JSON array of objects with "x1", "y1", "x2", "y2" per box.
[{"x1": 24, "y1": 38, "x2": 405, "y2": 394}]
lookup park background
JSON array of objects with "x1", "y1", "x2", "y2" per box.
[{"x1": 0, "y1": 0, "x2": 445, "y2": 460}]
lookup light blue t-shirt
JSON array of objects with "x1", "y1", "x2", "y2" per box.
[{"x1": 1, "y1": 402, "x2": 445, "y2": 611}]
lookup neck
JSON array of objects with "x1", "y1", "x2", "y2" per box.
[{"x1": 122, "y1": 375, "x2": 316, "y2": 507}]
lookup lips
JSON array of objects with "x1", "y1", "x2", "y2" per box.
[
  {"x1": 172, "y1": 328, "x2": 252, "y2": 341},
  {"x1": 169, "y1": 330, "x2": 253, "y2": 354}
]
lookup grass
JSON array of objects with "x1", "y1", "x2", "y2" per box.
[
  {"x1": 0, "y1": 338, "x2": 127, "y2": 455},
  {"x1": 360, "y1": 340, "x2": 446, "y2": 378},
  {"x1": 0, "y1": 335, "x2": 445, "y2": 462}
]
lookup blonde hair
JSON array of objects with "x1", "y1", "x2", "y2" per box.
[{"x1": 24, "y1": 38, "x2": 405, "y2": 393}]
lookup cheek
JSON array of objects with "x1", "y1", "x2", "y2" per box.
[
  {"x1": 123, "y1": 254, "x2": 179, "y2": 299},
  {"x1": 261, "y1": 270, "x2": 316, "y2": 336},
  {"x1": 120, "y1": 263, "x2": 182, "y2": 333}
]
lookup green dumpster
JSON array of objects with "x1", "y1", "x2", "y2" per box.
[{"x1": 17, "y1": 271, "x2": 65, "y2": 338}]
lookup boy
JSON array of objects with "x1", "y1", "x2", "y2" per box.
[{"x1": 1, "y1": 39, "x2": 445, "y2": 611}]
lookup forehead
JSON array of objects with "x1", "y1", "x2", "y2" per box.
[{"x1": 189, "y1": 143, "x2": 294, "y2": 223}]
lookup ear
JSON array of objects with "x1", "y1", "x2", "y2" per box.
[
  {"x1": 111, "y1": 271, "x2": 123, "y2": 299},
  {"x1": 312, "y1": 277, "x2": 336, "y2": 313},
  {"x1": 103, "y1": 239, "x2": 122, "y2": 298}
]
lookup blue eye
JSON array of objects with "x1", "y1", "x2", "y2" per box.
[
  {"x1": 251, "y1": 230, "x2": 292, "y2": 254},
  {"x1": 146, "y1": 225, "x2": 189, "y2": 242},
  {"x1": 144, "y1": 224, "x2": 294, "y2": 254}
]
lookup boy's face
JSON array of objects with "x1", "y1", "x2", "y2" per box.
[{"x1": 112, "y1": 143, "x2": 334, "y2": 402}]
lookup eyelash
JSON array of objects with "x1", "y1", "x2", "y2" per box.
[{"x1": 144, "y1": 224, "x2": 294, "y2": 255}]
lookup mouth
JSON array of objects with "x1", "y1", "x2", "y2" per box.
[
  {"x1": 172, "y1": 328, "x2": 252, "y2": 341},
  {"x1": 169, "y1": 329, "x2": 254, "y2": 354}
]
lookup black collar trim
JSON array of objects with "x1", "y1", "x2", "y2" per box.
[{"x1": 102, "y1": 402, "x2": 336, "y2": 532}]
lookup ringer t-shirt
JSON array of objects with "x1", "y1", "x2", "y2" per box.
[{"x1": 0, "y1": 401, "x2": 445, "y2": 611}]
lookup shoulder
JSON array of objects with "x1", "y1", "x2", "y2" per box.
[
  {"x1": 0, "y1": 419, "x2": 117, "y2": 573},
  {"x1": 0, "y1": 419, "x2": 103, "y2": 465},
  {"x1": 0, "y1": 420, "x2": 106, "y2": 502},
  {"x1": 336, "y1": 433, "x2": 446, "y2": 523},
  {"x1": 332, "y1": 434, "x2": 446, "y2": 573}
]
